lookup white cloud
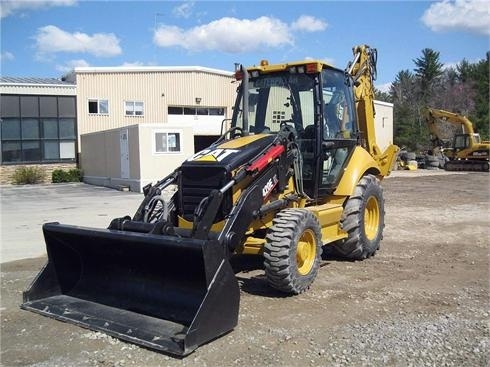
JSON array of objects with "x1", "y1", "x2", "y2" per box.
[
  {"x1": 121, "y1": 61, "x2": 146, "y2": 67},
  {"x1": 0, "y1": 0, "x2": 77, "y2": 18},
  {"x1": 153, "y1": 15, "x2": 326, "y2": 53},
  {"x1": 304, "y1": 56, "x2": 336, "y2": 66},
  {"x1": 154, "y1": 16, "x2": 292, "y2": 53},
  {"x1": 172, "y1": 1, "x2": 195, "y2": 19},
  {"x1": 154, "y1": 25, "x2": 185, "y2": 48},
  {"x1": 55, "y1": 59, "x2": 90, "y2": 73},
  {"x1": 0, "y1": 51, "x2": 15, "y2": 61},
  {"x1": 421, "y1": 0, "x2": 490, "y2": 36},
  {"x1": 375, "y1": 82, "x2": 392, "y2": 93},
  {"x1": 442, "y1": 61, "x2": 459, "y2": 70},
  {"x1": 34, "y1": 25, "x2": 122, "y2": 58},
  {"x1": 291, "y1": 15, "x2": 328, "y2": 32}
]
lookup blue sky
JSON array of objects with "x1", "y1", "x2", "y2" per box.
[{"x1": 1, "y1": 0, "x2": 489, "y2": 91}]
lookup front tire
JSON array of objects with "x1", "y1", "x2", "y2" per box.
[
  {"x1": 334, "y1": 174, "x2": 385, "y2": 260},
  {"x1": 264, "y1": 209, "x2": 322, "y2": 294}
]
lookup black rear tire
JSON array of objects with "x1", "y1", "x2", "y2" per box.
[
  {"x1": 264, "y1": 209, "x2": 322, "y2": 294},
  {"x1": 333, "y1": 174, "x2": 385, "y2": 260}
]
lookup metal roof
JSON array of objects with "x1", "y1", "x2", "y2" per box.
[
  {"x1": 74, "y1": 65, "x2": 234, "y2": 77},
  {"x1": 0, "y1": 66, "x2": 233, "y2": 87},
  {"x1": 0, "y1": 76, "x2": 75, "y2": 86}
]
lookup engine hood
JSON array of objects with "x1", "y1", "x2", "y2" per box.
[{"x1": 182, "y1": 134, "x2": 277, "y2": 172}]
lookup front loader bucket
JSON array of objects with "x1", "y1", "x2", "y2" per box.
[{"x1": 21, "y1": 222, "x2": 240, "y2": 356}]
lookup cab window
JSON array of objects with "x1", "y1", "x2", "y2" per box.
[{"x1": 321, "y1": 69, "x2": 355, "y2": 139}]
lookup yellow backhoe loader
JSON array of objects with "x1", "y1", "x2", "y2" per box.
[
  {"x1": 22, "y1": 45, "x2": 399, "y2": 356},
  {"x1": 424, "y1": 108, "x2": 489, "y2": 172}
]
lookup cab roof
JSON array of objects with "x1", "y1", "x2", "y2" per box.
[{"x1": 246, "y1": 59, "x2": 338, "y2": 74}]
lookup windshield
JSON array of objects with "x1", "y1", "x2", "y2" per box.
[
  {"x1": 233, "y1": 72, "x2": 316, "y2": 135},
  {"x1": 232, "y1": 68, "x2": 355, "y2": 141},
  {"x1": 454, "y1": 134, "x2": 470, "y2": 149},
  {"x1": 321, "y1": 68, "x2": 355, "y2": 139}
]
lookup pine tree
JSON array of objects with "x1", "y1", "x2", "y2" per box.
[{"x1": 413, "y1": 48, "x2": 444, "y2": 104}]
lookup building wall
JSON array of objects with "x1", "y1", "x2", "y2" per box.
[
  {"x1": 0, "y1": 162, "x2": 76, "y2": 184},
  {"x1": 0, "y1": 84, "x2": 75, "y2": 96},
  {"x1": 75, "y1": 68, "x2": 236, "y2": 144},
  {"x1": 373, "y1": 100, "x2": 394, "y2": 152},
  {"x1": 81, "y1": 127, "x2": 138, "y2": 190},
  {"x1": 81, "y1": 123, "x2": 194, "y2": 192},
  {"x1": 138, "y1": 124, "x2": 195, "y2": 188}
]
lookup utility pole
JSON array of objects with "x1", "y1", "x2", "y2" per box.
[
  {"x1": 154, "y1": 12, "x2": 164, "y2": 32},
  {"x1": 153, "y1": 13, "x2": 164, "y2": 64}
]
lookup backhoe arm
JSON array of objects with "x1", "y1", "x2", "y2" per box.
[{"x1": 347, "y1": 45, "x2": 398, "y2": 177}]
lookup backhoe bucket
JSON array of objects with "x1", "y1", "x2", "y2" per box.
[{"x1": 21, "y1": 222, "x2": 240, "y2": 356}]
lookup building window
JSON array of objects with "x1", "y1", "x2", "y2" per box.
[
  {"x1": 2, "y1": 119, "x2": 21, "y2": 139},
  {"x1": 1, "y1": 95, "x2": 77, "y2": 164},
  {"x1": 168, "y1": 106, "x2": 183, "y2": 115},
  {"x1": 41, "y1": 119, "x2": 76, "y2": 160},
  {"x1": 1, "y1": 117, "x2": 76, "y2": 163},
  {"x1": 125, "y1": 101, "x2": 144, "y2": 116},
  {"x1": 208, "y1": 108, "x2": 225, "y2": 115},
  {"x1": 153, "y1": 131, "x2": 181, "y2": 153},
  {"x1": 88, "y1": 99, "x2": 108, "y2": 114},
  {"x1": 168, "y1": 106, "x2": 225, "y2": 116}
]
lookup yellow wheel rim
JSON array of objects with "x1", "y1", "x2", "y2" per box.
[
  {"x1": 296, "y1": 229, "x2": 316, "y2": 275},
  {"x1": 364, "y1": 196, "x2": 380, "y2": 240}
]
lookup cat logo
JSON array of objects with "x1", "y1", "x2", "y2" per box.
[{"x1": 188, "y1": 148, "x2": 239, "y2": 162}]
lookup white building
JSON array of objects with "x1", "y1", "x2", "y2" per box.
[
  {"x1": 373, "y1": 100, "x2": 394, "y2": 152},
  {"x1": 71, "y1": 66, "x2": 237, "y2": 191}
]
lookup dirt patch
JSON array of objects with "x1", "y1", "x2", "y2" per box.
[{"x1": 1, "y1": 172, "x2": 489, "y2": 366}]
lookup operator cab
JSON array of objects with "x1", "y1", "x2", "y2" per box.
[
  {"x1": 231, "y1": 61, "x2": 358, "y2": 199},
  {"x1": 454, "y1": 133, "x2": 481, "y2": 151}
]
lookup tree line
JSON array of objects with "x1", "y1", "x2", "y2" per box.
[{"x1": 374, "y1": 48, "x2": 489, "y2": 152}]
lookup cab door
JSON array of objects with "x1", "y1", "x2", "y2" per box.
[{"x1": 317, "y1": 68, "x2": 357, "y2": 198}]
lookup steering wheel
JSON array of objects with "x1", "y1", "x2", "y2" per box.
[
  {"x1": 323, "y1": 121, "x2": 330, "y2": 139},
  {"x1": 280, "y1": 120, "x2": 295, "y2": 131},
  {"x1": 279, "y1": 120, "x2": 297, "y2": 141}
]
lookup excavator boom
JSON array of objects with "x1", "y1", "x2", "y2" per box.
[{"x1": 424, "y1": 108, "x2": 489, "y2": 172}]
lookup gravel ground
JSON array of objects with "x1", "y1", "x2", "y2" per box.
[{"x1": 1, "y1": 171, "x2": 489, "y2": 366}]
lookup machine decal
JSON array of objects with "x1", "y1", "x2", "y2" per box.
[
  {"x1": 188, "y1": 148, "x2": 240, "y2": 162},
  {"x1": 262, "y1": 174, "x2": 279, "y2": 199}
]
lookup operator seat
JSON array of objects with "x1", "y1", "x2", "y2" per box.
[
  {"x1": 299, "y1": 125, "x2": 315, "y2": 196},
  {"x1": 324, "y1": 102, "x2": 340, "y2": 138}
]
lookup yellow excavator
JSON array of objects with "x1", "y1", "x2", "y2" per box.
[
  {"x1": 424, "y1": 108, "x2": 489, "y2": 172},
  {"x1": 22, "y1": 45, "x2": 399, "y2": 356}
]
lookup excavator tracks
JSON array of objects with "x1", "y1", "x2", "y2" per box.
[{"x1": 444, "y1": 160, "x2": 489, "y2": 172}]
